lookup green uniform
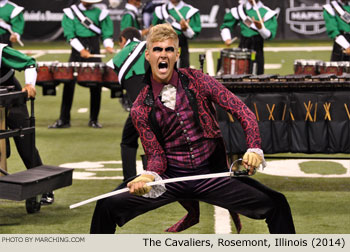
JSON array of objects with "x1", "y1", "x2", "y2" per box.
[
  {"x1": 1, "y1": 43, "x2": 36, "y2": 86},
  {"x1": 111, "y1": 40, "x2": 146, "y2": 82},
  {"x1": 51, "y1": 3, "x2": 114, "y2": 127},
  {"x1": 152, "y1": 0, "x2": 201, "y2": 67},
  {"x1": 120, "y1": 3, "x2": 141, "y2": 32},
  {"x1": 0, "y1": 0, "x2": 24, "y2": 44},
  {"x1": 0, "y1": 43, "x2": 35, "y2": 71},
  {"x1": 220, "y1": 2, "x2": 277, "y2": 40},
  {"x1": 220, "y1": 1, "x2": 277, "y2": 74},
  {"x1": 62, "y1": 4, "x2": 113, "y2": 42},
  {"x1": 152, "y1": 1, "x2": 201, "y2": 38},
  {"x1": 323, "y1": 1, "x2": 350, "y2": 61}
]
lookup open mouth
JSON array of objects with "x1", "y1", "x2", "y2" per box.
[{"x1": 158, "y1": 61, "x2": 168, "y2": 73}]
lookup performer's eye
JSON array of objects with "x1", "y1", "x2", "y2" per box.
[
  {"x1": 153, "y1": 47, "x2": 163, "y2": 52},
  {"x1": 165, "y1": 47, "x2": 175, "y2": 52}
]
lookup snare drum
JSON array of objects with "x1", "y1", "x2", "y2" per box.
[
  {"x1": 52, "y1": 62, "x2": 76, "y2": 83},
  {"x1": 36, "y1": 61, "x2": 62, "y2": 96},
  {"x1": 319, "y1": 61, "x2": 349, "y2": 76},
  {"x1": 102, "y1": 65, "x2": 119, "y2": 85},
  {"x1": 218, "y1": 48, "x2": 252, "y2": 75},
  {"x1": 294, "y1": 60, "x2": 322, "y2": 76},
  {"x1": 36, "y1": 62, "x2": 54, "y2": 84},
  {"x1": 76, "y1": 62, "x2": 104, "y2": 86}
]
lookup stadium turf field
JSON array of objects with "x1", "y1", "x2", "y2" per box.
[{"x1": 0, "y1": 40, "x2": 349, "y2": 234}]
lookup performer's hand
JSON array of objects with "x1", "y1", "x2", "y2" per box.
[
  {"x1": 141, "y1": 28, "x2": 150, "y2": 37},
  {"x1": 127, "y1": 174, "x2": 155, "y2": 196},
  {"x1": 252, "y1": 16, "x2": 263, "y2": 30},
  {"x1": 180, "y1": 19, "x2": 188, "y2": 31},
  {"x1": 224, "y1": 39, "x2": 232, "y2": 46},
  {"x1": 22, "y1": 84, "x2": 36, "y2": 98},
  {"x1": 80, "y1": 49, "x2": 91, "y2": 58},
  {"x1": 242, "y1": 152, "x2": 262, "y2": 175},
  {"x1": 10, "y1": 34, "x2": 18, "y2": 43},
  {"x1": 344, "y1": 47, "x2": 350, "y2": 55},
  {"x1": 105, "y1": 46, "x2": 114, "y2": 54}
]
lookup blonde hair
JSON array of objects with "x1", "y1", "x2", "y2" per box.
[{"x1": 146, "y1": 24, "x2": 179, "y2": 50}]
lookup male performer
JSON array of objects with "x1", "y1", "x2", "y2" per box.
[
  {"x1": 106, "y1": 27, "x2": 147, "y2": 181},
  {"x1": 142, "y1": 0, "x2": 168, "y2": 28},
  {"x1": 49, "y1": 0, "x2": 114, "y2": 129},
  {"x1": 323, "y1": 0, "x2": 350, "y2": 61},
  {"x1": 0, "y1": 0, "x2": 24, "y2": 46},
  {"x1": 106, "y1": 28, "x2": 199, "y2": 232},
  {"x1": 90, "y1": 24, "x2": 295, "y2": 234},
  {"x1": 220, "y1": 0, "x2": 277, "y2": 74},
  {"x1": 120, "y1": 0, "x2": 149, "y2": 37},
  {"x1": 151, "y1": 0, "x2": 201, "y2": 68},
  {"x1": 0, "y1": 43, "x2": 53, "y2": 204}
]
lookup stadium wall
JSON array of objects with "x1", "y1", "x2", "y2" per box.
[{"x1": 12, "y1": 0, "x2": 331, "y2": 41}]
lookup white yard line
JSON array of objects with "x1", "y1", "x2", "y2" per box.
[{"x1": 214, "y1": 206, "x2": 232, "y2": 234}]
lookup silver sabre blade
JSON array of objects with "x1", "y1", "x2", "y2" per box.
[{"x1": 70, "y1": 159, "x2": 249, "y2": 209}]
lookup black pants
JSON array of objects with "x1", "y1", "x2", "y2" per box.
[
  {"x1": 59, "y1": 81, "x2": 101, "y2": 122},
  {"x1": 239, "y1": 35, "x2": 265, "y2": 75},
  {"x1": 58, "y1": 36, "x2": 102, "y2": 123},
  {"x1": 120, "y1": 75, "x2": 146, "y2": 180},
  {"x1": 120, "y1": 114, "x2": 139, "y2": 180},
  {"x1": 1, "y1": 76, "x2": 42, "y2": 169},
  {"x1": 179, "y1": 34, "x2": 190, "y2": 68},
  {"x1": 90, "y1": 164, "x2": 295, "y2": 234}
]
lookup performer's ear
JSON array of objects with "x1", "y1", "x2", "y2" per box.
[{"x1": 145, "y1": 49, "x2": 150, "y2": 62}]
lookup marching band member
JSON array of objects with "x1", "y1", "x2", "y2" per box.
[
  {"x1": 49, "y1": 0, "x2": 114, "y2": 129},
  {"x1": 142, "y1": 0, "x2": 168, "y2": 28},
  {"x1": 0, "y1": 43, "x2": 53, "y2": 204},
  {"x1": 151, "y1": 0, "x2": 201, "y2": 68},
  {"x1": 89, "y1": 24, "x2": 295, "y2": 234},
  {"x1": 323, "y1": 0, "x2": 350, "y2": 61},
  {"x1": 106, "y1": 27, "x2": 147, "y2": 181},
  {"x1": 120, "y1": 0, "x2": 149, "y2": 37},
  {"x1": 0, "y1": 0, "x2": 24, "y2": 46},
  {"x1": 220, "y1": 0, "x2": 277, "y2": 74}
]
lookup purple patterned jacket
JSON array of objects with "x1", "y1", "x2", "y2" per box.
[{"x1": 131, "y1": 68, "x2": 262, "y2": 175}]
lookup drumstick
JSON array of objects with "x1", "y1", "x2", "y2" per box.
[
  {"x1": 228, "y1": 37, "x2": 238, "y2": 45},
  {"x1": 173, "y1": 7, "x2": 195, "y2": 35},
  {"x1": 88, "y1": 54, "x2": 106, "y2": 58},
  {"x1": 251, "y1": 0, "x2": 266, "y2": 29},
  {"x1": 0, "y1": 18, "x2": 24, "y2": 46},
  {"x1": 282, "y1": 104, "x2": 287, "y2": 121},
  {"x1": 289, "y1": 109, "x2": 295, "y2": 121},
  {"x1": 253, "y1": 102, "x2": 259, "y2": 121},
  {"x1": 313, "y1": 102, "x2": 318, "y2": 122},
  {"x1": 227, "y1": 112, "x2": 234, "y2": 122},
  {"x1": 344, "y1": 103, "x2": 350, "y2": 120}
]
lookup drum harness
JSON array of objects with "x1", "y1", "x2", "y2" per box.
[
  {"x1": 70, "y1": 5, "x2": 102, "y2": 35},
  {"x1": 331, "y1": 0, "x2": 350, "y2": 24},
  {"x1": 116, "y1": 40, "x2": 146, "y2": 84}
]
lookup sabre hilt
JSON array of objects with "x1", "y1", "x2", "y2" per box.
[{"x1": 229, "y1": 158, "x2": 256, "y2": 177}]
